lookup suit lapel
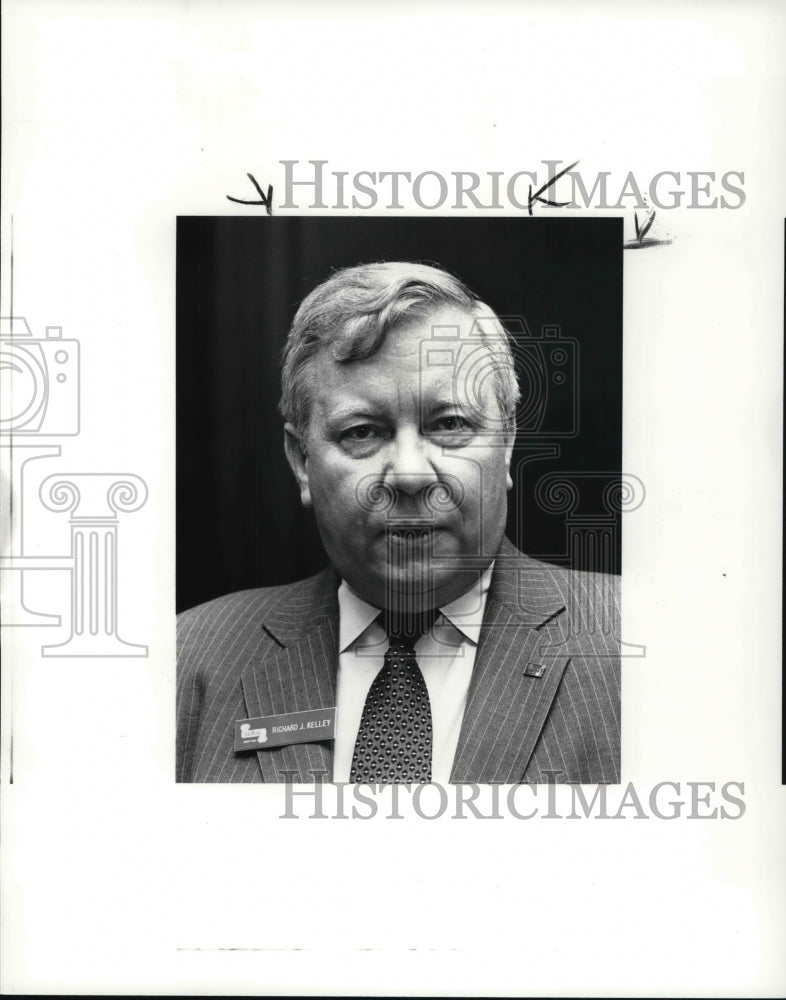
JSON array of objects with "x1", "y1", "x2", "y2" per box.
[
  {"x1": 235, "y1": 546, "x2": 575, "y2": 784},
  {"x1": 240, "y1": 570, "x2": 340, "y2": 783},
  {"x1": 450, "y1": 544, "x2": 571, "y2": 783}
]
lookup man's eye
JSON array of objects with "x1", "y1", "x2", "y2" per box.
[
  {"x1": 429, "y1": 415, "x2": 475, "y2": 446},
  {"x1": 433, "y1": 416, "x2": 469, "y2": 432},
  {"x1": 343, "y1": 425, "x2": 379, "y2": 441}
]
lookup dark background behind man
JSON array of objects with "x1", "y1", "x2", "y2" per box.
[{"x1": 176, "y1": 217, "x2": 621, "y2": 613}]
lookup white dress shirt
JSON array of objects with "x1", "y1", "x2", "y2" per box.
[{"x1": 333, "y1": 564, "x2": 494, "y2": 784}]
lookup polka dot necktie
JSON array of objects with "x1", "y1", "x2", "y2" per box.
[{"x1": 349, "y1": 610, "x2": 438, "y2": 784}]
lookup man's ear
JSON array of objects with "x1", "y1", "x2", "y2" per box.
[
  {"x1": 283, "y1": 423, "x2": 312, "y2": 508},
  {"x1": 504, "y1": 427, "x2": 515, "y2": 491}
]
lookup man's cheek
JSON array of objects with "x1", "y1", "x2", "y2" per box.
[{"x1": 318, "y1": 484, "x2": 363, "y2": 529}]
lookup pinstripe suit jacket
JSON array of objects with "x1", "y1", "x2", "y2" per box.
[{"x1": 177, "y1": 538, "x2": 620, "y2": 783}]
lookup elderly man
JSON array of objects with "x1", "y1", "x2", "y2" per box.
[{"x1": 177, "y1": 262, "x2": 620, "y2": 784}]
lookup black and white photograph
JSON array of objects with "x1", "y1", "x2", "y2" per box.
[
  {"x1": 176, "y1": 217, "x2": 623, "y2": 785},
  {"x1": 2, "y1": 1, "x2": 784, "y2": 996}
]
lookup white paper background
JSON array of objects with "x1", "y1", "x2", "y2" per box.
[{"x1": 2, "y1": 0, "x2": 784, "y2": 995}]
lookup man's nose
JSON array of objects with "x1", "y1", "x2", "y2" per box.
[{"x1": 384, "y1": 429, "x2": 438, "y2": 497}]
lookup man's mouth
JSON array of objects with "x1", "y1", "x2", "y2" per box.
[{"x1": 386, "y1": 526, "x2": 436, "y2": 544}]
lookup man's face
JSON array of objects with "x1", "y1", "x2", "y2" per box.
[{"x1": 284, "y1": 307, "x2": 515, "y2": 610}]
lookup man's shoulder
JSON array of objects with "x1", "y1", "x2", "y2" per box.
[
  {"x1": 491, "y1": 538, "x2": 619, "y2": 631},
  {"x1": 494, "y1": 537, "x2": 619, "y2": 590},
  {"x1": 177, "y1": 566, "x2": 339, "y2": 652},
  {"x1": 518, "y1": 553, "x2": 619, "y2": 600}
]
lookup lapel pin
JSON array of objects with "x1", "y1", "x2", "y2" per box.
[{"x1": 524, "y1": 662, "x2": 546, "y2": 679}]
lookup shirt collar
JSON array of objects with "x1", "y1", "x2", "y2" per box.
[
  {"x1": 338, "y1": 561, "x2": 495, "y2": 653},
  {"x1": 337, "y1": 584, "x2": 381, "y2": 654}
]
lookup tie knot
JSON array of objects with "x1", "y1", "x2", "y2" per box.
[{"x1": 382, "y1": 607, "x2": 439, "y2": 646}]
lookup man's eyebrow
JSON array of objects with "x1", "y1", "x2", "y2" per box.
[
  {"x1": 420, "y1": 397, "x2": 472, "y2": 416},
  {"x1": 324, "y1": 403, "x2": 385, "y2": 423},
  {"x1": 422, "y1": 397, "x2": 464, "y2": 410}
]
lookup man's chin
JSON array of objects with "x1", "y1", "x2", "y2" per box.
[
  {"x1": 378, "y1": 556, "x2": 464, "y2": 606},
  {"x1": 338, "y1": 533, "x2": 477, "y2": 607},
  {"x1": 342, "y1": 551, "x2": 484, "y2": 611}
]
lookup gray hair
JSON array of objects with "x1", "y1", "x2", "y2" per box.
[{"x1": 279, "y1": 261, "x2": 521, "y2": 438}]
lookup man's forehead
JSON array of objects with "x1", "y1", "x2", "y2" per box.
[
  {"x1": 390, "y1": 306, "x2": 482, "y2": 347},
  {"x1": 310, "y1": 356, "x2": 502, "y2": 425},
  {"x1": 321, "y1": 307, "x2": 498, "y2": 370},
  {"x1": 303, "y1": 306, "x2": 506, "y2": 413}
]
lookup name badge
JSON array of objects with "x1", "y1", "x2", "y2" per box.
[{"x1": 234, "y1": 707, "x2": 336, "y2": 752}]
